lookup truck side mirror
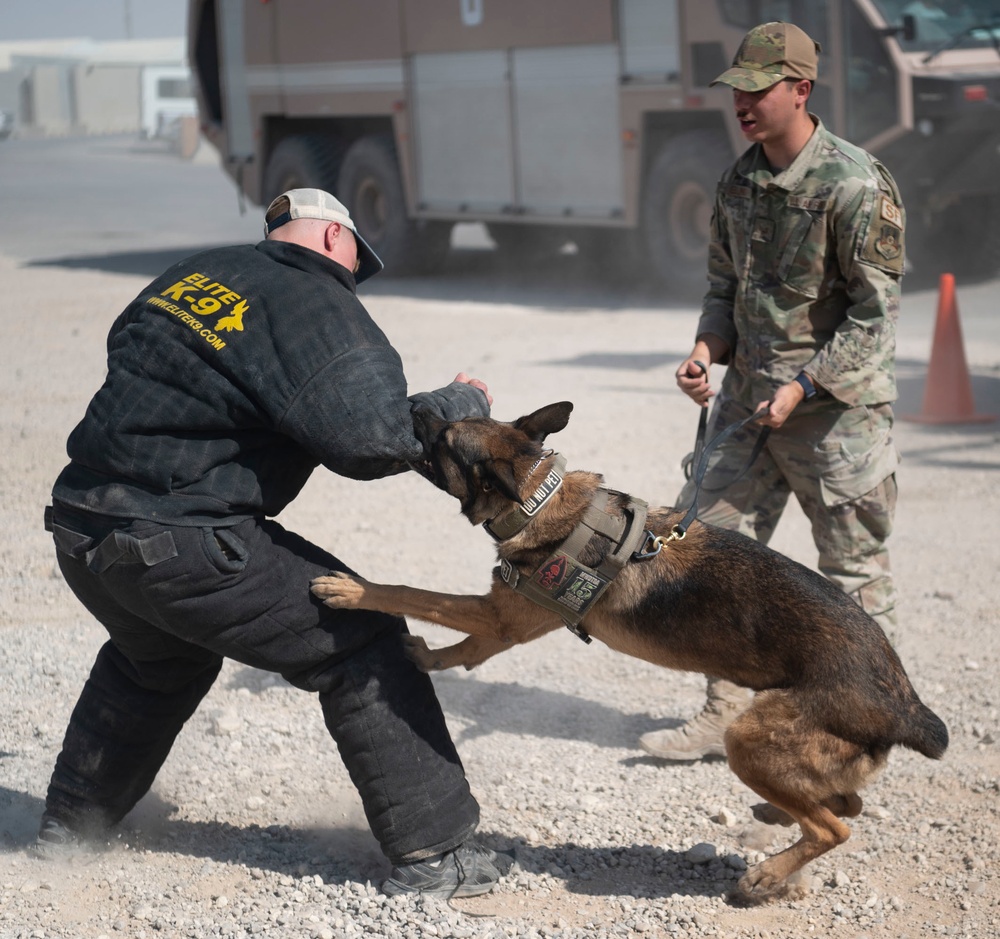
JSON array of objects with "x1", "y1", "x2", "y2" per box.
[
  {"x1": 879, "y1": 14, "x2": 917, "y2": 42},
  {"x1": 901, "y1": 13, "x2": 917, "y2": 43}
]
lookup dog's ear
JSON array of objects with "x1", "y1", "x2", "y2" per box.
[
  {"x1": 512, "y1": 402, "x2": 573, "y2": 443},
  {"x1": 482, "y1": 459, "x2": 522, "y2": 502}
]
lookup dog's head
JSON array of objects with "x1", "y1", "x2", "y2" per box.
[{"x1": 411, "y1": 401, "x2": 573, "y2": 523}]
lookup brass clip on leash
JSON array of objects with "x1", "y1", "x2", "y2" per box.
[
  {"x1": 636, "y1": 376, "x2": 772, "y2": 559},
  {"x1": 633, "y1": 526, "x2": 686, "y2": 559}
]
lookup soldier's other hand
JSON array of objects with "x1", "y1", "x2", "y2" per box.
[
  {"x1": 755, "y1": 381, "x2": 803, "y2": 429},
  {"x1": 454, "y1": 372, "x2": 493, "y2": 407},
  {"x1": 676, "y1": 357, "x2": 714, "y2": 407}
]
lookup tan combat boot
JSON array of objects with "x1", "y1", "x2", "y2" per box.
[{"x1": 639, "y1": 678, "x2": 754, "y2": 761}]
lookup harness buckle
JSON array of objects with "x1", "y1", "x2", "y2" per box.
[
  {"x1": 633, "y1": 526, "x2": 686, "y2": 560},
  {"x1": 499, "y1": 558, "x2": 519, "y2": 587},
  {"x1": 565, "y1": 621, "x2": 593, "y2": 643}
]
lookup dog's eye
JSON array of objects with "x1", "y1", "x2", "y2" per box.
[{"x1": 482, "y1": 481, "x2": 493, "y2": 492}]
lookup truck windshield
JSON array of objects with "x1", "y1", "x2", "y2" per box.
[{"x1": 871, "y1": 1, "x2": 1000, "y2": 52}]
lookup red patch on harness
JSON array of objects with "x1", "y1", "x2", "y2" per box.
[{"x1": 536, "y1": 556, "x2": 568, "y2": 590}]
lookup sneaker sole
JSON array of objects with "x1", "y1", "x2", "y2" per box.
[
  {"x1": 381, "y1": 878, "x2": 498, "y2": 899},
  {"x1": 29, "y1": 841, "x2": 84, "y2": 861}
]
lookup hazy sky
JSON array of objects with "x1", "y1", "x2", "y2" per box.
[{"x1": 3, "y1": 0, "x2": 187, "y2": 41}]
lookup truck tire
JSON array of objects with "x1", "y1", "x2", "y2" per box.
[
  {"x1": 572, "y1": 226, "x2": 646, "y2": 282},
  {"x1": 262, "y1": 134, "x2": 343, "y2": 205},
  {"x1": 337, "y1": 134, "x2": 451, "y2": 275},
  {"x1": 486, "y1": 223, "x2": 570, "y2": 265},
  {"x1": 641, "y1": 129, "x2": 732, "y2": 295}
]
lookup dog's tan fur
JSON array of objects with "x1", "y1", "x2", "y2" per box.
[{"x1": 311, "y1": 402, "x2": 947, "y2": 900}]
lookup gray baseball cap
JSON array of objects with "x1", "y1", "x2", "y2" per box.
[{"x1": 264, "y1": 188, "x2": 384, "y2": 284}]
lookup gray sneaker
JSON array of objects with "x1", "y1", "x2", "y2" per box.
[
  {"x1": 30, "y1": 817, "x2": 81, "y2": 860},
  {"x1": 382, "y1": 841, "x2": 515, "y2": 899}
]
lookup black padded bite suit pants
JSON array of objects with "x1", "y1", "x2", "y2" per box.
[{"x1": 44, "y1": 504, "x2": 479, "y2": 864}]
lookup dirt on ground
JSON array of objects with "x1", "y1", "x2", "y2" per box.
[{"x1": 1, "y1": 249, "x2": 998, "y2": 939}]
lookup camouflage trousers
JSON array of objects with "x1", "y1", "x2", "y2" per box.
[{"x1": 676, "y1": 393, "x2": 899, "y2": 637}]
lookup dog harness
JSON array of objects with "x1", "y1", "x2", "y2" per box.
[
  {"x1": 484, "y1": 453, "x2": 649, "y2": 643},
  {"x1": 484, "y1": 407, "x2": 773, "y2": 643}
]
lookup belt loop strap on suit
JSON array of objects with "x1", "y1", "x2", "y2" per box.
[
  {"x1": 85, "y1": 530, "x2": 179, "y2": 573},
  {"x1": 45, "y1": 509, "x2": 178, "y2": 573}
]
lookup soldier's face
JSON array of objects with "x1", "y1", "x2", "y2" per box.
[{"x1": 732, "y1": 80, "x2": 802, "y2": 144}]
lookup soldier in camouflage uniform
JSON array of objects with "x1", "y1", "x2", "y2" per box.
[{"x1": 640, "y1": 22, "x2": 905, "y2": 761}]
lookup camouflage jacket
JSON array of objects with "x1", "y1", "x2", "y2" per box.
[{"x1": 697, "y1": 117, "x2": 904, "y2": 408}]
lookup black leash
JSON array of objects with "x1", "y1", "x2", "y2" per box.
[
  {"x1": 675, "y1": 404, "x2": 771, "y2": 537},
  {"x1": 680, "y1": 360, "x2": 713, "y2": 483},
  {"x1": 671, "y1": 361, "x2": 772, "y2": 539},
  {"x1": 688, "y1": 411, "x2": 772, "y2": 493}
]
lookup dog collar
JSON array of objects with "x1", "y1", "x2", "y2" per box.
[{"x1": 484, "y1": 452, "x2": 566, "y2": 541}]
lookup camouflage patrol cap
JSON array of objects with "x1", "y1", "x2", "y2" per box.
[{"x1": 712, "y1": 22, "x2": 821, "y2": 92}]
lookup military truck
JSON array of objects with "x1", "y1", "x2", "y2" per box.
[{"x1": 189, "y1": 0, "x2": 1000, "y2": 288}]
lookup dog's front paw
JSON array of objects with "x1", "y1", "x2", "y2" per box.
[
  {"x1": 402, "y1": 634, "x2": 446, "y2": 672},
  {"x1": 310, "y1": 571, "x2": 367, "y2": 609}
]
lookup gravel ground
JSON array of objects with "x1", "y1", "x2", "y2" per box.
[{"x1": 1, "y1": 245, "x2": 998, "y2": 939}]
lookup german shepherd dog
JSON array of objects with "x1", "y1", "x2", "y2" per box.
[{"x1": 311, "y1": 402, "x2": 948, "y2": 900}]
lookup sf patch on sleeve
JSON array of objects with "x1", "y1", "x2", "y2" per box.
[{"x1": 859, "y1": 182, "x2": 905, "y2": 276}]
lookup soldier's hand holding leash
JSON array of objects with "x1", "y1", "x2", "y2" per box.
[
  {"x1": 675, "y1": 336, "x2": 730, "y2": 406},
  {"x1": 754, "y1": 371, "x2": 817, "y2": 430},
  {"x1": 676, "y1": 339, "x2": 811, "y2": 430}
]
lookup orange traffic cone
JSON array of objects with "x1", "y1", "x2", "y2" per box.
[{"x1": 904, "y1": 273, "x2": 996, "y2": 424}]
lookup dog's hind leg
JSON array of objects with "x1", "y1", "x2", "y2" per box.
[
  {"x1": 824, "y1": 792, "x2": 863, "y2": 818},
  {"x1": 751, "y1": 792, "x2": 863, "y2": 827},
  {"x1": 724, "y1": 694, "x2": 876, "y2": 899},
  {"x1": 738, "y1": 799, "x2": 850, "y2": 899},
  {"x1": 750, "y1": 802, "x2": 795, "y2": 826}
]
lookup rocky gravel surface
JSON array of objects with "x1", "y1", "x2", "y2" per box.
[{"x1": 2, "y1": 248, "x2": 998, "y2": 939}]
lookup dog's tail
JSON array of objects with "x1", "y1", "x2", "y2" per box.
[{"x1": 901, "y1": 702, "x2": 949, "y2": 760}]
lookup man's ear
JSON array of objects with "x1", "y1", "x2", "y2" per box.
[{"x1": 323, "y1": 221, "x2": 342, "y2": 252}]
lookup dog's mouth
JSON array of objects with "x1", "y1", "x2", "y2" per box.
[{"x1": 408, "y1": 458, "x2": 436, "y2": 483}]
